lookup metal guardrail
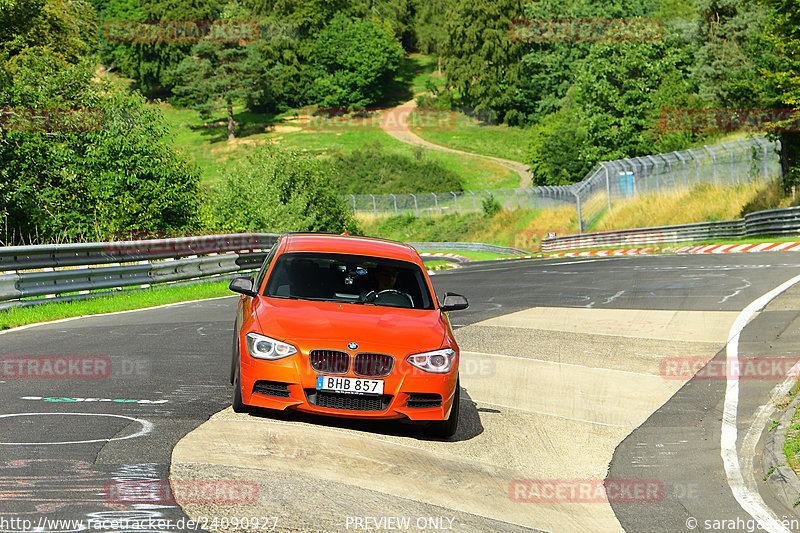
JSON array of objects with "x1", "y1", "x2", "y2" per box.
[
  {"x1": 0, "y1": 233, "x2": 279, "y2": 309},
  {"x1": 541, "y1": 207, "x2": 800, "y2": 252},
  {"x1": 0, "y1": 234, "x2": 526, "y2": 309},
  {"x1": 408, "y1": 242, "x2": 527, "y2": 255}
]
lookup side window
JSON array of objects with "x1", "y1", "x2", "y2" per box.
[{"x1": 253, "y1": 242, "x2": 279, "y2": 294}]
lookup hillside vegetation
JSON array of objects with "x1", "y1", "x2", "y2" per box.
[{"x1": 4, "y1": 0, "x2": 800, "y2": 245}]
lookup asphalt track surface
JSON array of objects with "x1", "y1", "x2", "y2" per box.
[{"x1": 2, "y1": 253, "x2": 800, "y2": 532}]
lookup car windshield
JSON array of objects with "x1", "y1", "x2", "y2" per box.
[{"x1": 264, "y1": 252, "x2": 434, "y2": 310}]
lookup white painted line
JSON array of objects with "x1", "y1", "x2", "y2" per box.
[
  {"x1": 0, "y1": 412, "x2": 153, "y2": 446},
  {"x1": 721, "y1": 272, "x2": 800, "y2": 533}
]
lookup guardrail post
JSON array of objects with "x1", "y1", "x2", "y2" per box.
[{"x1": 410, "y1": 194, "x2": 418, "y2": 217}]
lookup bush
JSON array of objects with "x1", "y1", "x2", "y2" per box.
[
  {"x1": 325, "y1": 142, "x2": 463, "y2": 194},
  {"x1": 482, "y1": 194, "x2": 502, "y2": 217},
  {"x1": 0, "y1": 47, "x2": 202, "y2": 244},
  {"x1": 739, "y1": 180, "x2": 800, "y2": 216},
  {"x1": 212, "y1": 145, "x2": 359, "y2": 234}
]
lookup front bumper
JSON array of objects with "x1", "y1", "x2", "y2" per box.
[{"x1": 239, "y1": 350, "x2": 458, "y2": 421}]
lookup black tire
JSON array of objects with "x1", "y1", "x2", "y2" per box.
[
  {"x1": 232, "y1": 365, "x2": 249, "y2": 414},
  {"x1": 429, "y1": 378, "x2": 460, "y2": 438}
]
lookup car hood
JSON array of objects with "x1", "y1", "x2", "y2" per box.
[{"x1": 254, "y1": 297, "x2": 446, "y2": 352}]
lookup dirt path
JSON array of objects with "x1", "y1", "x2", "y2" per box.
[{"x1": 380, "y1": 99, "x2": 533, "y2": 188}]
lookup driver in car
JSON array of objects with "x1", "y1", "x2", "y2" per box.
[{"x1": 374, "y1": 264, "x2": 398, "y2": 291}]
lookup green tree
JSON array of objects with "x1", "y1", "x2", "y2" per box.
[
  {"x1": 311, "y1": 13, "x2": 403, "y2": 108},
  {"x1": 212, "y1": 145, "x2": 359, "y2": 234},
  {"x1": 526, "y1": 89, "x2": 595, "y2": 185},
  {"x1": 692, "y1": 0, "x2": 775, "y2": 107},
  {"x1": 439, "y1": 0, "x2": 528, "y2": 123},
  {"x1": 0, "y1": 0, "x2": 97, "y2": 61},
  {"x1": 95, "y1": 0, "x2": 224, "y2": 96},
  {"x1": 573, "y1": 39, "x2": 693, "y2": 160},
  {"x1": 172, "y1": 35, "x2": 265, "y2": 141},
  {"x1": 0, "y1": 47, "x2": 202, "y2": 243},
  {"x1": 755, "y1": 0, "x2": 800, "y2": 189}
]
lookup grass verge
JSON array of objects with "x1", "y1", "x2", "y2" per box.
[
  {"x1": 783, "y1": 381, "x2": 800, "y2": 478},
  {"x1": 0, "y1": 281, "x2": 234, "y2": 331}
]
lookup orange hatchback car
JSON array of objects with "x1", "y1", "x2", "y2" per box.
[{"x1": 228, "y1": 233, "x2": 469, "y2": 437}]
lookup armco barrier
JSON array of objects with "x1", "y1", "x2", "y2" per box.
[
  {"x1": 541, "y1": 206, "x2": 800, "y2": 252},
  {"x1": 0, "y1": 234, "x2": 279, "y2": 308},
  {"x1": 408, "y1": 242, "x2": 527, "y2": 255}
]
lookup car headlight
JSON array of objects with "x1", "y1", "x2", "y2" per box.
[
  {"x1": 245, "y1": 333, "x2": 297, "y2": 360},
  {"x1": 407, "y1": 348, "x2": 456, "y2": 373}
]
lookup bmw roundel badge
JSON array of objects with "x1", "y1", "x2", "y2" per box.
[{"x1": 348, "y1": 342, "x2": 358, "y2": 350}]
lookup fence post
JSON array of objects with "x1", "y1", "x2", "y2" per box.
[
  {"x1": 410, "y1": 193, "x2": 418, "y2": 217},
  {"x1": 470, "y1": 191, "x2": 476, "y2": 212},
  {"x1": 754, "y1": 137, "x2": 770, "y2": 179},
  {"x1": 350, "y1": 194, "x2": 356, "y2": 212},
  {"x1": 370, "y1": 194, "x2": 377, "y2": 217},
  {"x1": 721, "y1": 142, "x2": 735, "y2": 184},
  {"x1": 390, "y1": 193, "x2": 398, "y2": 215},
  {"x1": 674, "y1": 151, "x2": 688, "y2": 188},
  {"x1": 646, "y1": 155, "x2": 659, "y2": 191},
  {"x1": 572, "y1": 189, "x2": 583, "y2": 234},
  {"x1": 686, "y1": 149, "x2": 700, "y2": 184},
  {"x1": 601, "y1": 163, "x2": 612, "y2": 211},
  {"x1": 736, "y1": 140, "x2": 752, "y2": 182},
  {"x1": 451, "y1": 191, "x2": 458, "y2": 213},
  {"x1": 432, "y1": 192, "x2": 438, "y2": 214},
  {"x1": 704, "y1": 145, "x2": 717, "y2": 186}
]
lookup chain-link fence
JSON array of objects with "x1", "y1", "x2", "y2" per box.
[{"x1": 346, "y1": 136, "x2": 781, "y2": 233}]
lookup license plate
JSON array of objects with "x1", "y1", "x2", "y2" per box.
[{"x1": 316, "y1": 375, "x2": 384, "y2": 395}]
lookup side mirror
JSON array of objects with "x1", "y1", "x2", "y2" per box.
[
  {"x1": 229, "y1": 276, "x2": 257, "y2": 297},
  {"x1": 440, "y1": 292, "x2": 469, "y2": 312}
]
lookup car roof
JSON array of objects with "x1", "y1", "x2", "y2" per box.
[{"x1": 280, "y1": 233, "x2": 421, "y2": 263}]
